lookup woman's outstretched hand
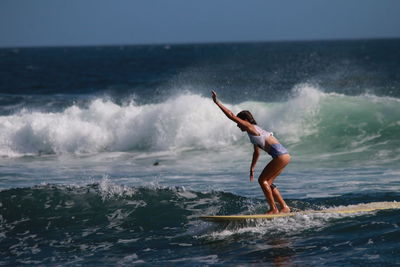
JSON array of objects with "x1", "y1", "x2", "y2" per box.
[{"x1": 211, "y1": 90, "x2": 218, "y2": 103}]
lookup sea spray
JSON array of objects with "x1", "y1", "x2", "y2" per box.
[{"x1": 0, "y1": 94, "x2": 237, "y2": 156}]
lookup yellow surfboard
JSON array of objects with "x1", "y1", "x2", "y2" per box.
[{"x1": 200, "y1": 201, "x2": 400, "y2": 222}]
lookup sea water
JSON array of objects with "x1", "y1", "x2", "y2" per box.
[{"x1": 0, "y1": 39, "x2": 399, "y2": 265}]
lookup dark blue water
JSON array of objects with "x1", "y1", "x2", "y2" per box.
[{"x1": 1, "y1": 39, "x2": 400, "y2": 265}]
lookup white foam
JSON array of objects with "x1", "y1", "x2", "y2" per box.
[
  {"x1": 1, "y1": 85, "x2": 396, "y2": 158},
  {"x1": 0, "y1": 86, "x2": 327, "y2": 156},
  {"x1": 98, "y1": 176, "x2": 138, "y2": 200},
  {"x1": 197, "y1": 212, "x2": 344, "y2": 241},
  {"x1": 0, "y1": 94, "x2": 240, "y2": 157}
]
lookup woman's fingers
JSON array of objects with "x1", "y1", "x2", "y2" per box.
[{"x1": 211, "y1": 90, "x2": 217, "y2": 102}]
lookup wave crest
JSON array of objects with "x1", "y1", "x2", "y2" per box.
[
  {"x1": 0, "y1": 85, "x2": 399, "y2": 160},
  {"x1": 0, "y1": 94, "x2": 238, "y2": 156}
]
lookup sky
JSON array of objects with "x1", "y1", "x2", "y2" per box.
[{"x1": 1, "y1": 0, "x2": 400, "y2": 47}]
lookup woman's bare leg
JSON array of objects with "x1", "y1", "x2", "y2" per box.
[
  {"x1": 265, "y1": 168, "x2": 291, "y2": 213},
  {"x1": 258, "y1": 154, "x2": 291, "y2": 214},
  {"x1": 272, "y1": 187, "x2": 291, "y2": 213},
  {"x1": 259, "y1": 178, "x2": 279, "y2": 214}
]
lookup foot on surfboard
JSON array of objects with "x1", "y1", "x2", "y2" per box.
[
  {"x1": 266, "y1": 209, "x2": 279, "y2": 215},
  {"x1": 280, "y1": 205, "x2": 291, "y2": 213}
]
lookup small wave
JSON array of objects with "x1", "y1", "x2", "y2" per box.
[
  {"x1": 1, "y1": 182, "x2": 398, "y2": 234},
  {"x1": 0, "y1": 181, "x2": 249, "y2": 233},
  {"x1": 1, "y1": 182, "x2": 399, "y2": 265}
]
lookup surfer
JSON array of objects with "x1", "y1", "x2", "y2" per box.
[{"x1": 211, "y1": 91, "x2": 291, "y2": 214}]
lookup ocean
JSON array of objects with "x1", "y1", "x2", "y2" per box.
[{"x1": 0, "y1": 39, "x2": 399, "y2": 266}]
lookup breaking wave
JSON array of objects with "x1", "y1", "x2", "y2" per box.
[{"x1": 0, "y1": 85, "x2": 399, "y2": 164}]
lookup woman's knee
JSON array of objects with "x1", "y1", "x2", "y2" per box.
[{"x1": 258, "y1": 177, "x2": 270, "y2": 188}]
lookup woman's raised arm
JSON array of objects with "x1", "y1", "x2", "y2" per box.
[
  {"x1": 211, "y1": 91, "x2": 237, "y2": 122},
  {"x1": 211, "y1": 91, "x2": 258, "y2": 135}
]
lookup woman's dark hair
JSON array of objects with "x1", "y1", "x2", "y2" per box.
[{"x1": 237, "y1": 110, "x2": 257, "y2": 125}]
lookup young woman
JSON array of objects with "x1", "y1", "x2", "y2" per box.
[{"x1": 211, "y1": 90, "x2": 291, "y2": 214}]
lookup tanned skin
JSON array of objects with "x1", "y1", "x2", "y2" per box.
[{"x1": 212, "y1": 90, "x2": 291, "y2": 214}]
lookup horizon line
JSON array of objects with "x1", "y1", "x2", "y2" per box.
[{"x1": 1, "y1": 36, "x2": 400, "y2": 50}]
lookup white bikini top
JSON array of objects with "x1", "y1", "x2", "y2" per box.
[{"x1": 247, "y1": 125, "x2": 273, "y2": 150}]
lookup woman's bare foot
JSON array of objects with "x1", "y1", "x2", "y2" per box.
[
  {"x1": 280, "y1": 205, "x2": 291, "y2": 213},
  {"x1": 266, "y1": 208, "x2": 279, "y2": 214}
]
